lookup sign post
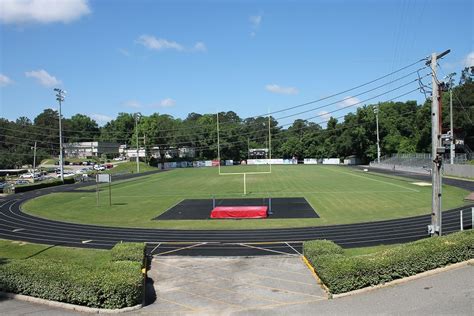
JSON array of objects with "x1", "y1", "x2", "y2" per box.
[{"x1": 96, "y1": 174, "x2": 112, "y2": 206}]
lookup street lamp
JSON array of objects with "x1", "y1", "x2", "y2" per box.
[
  {"x1": 54, "y1": 88, "x2": 66, "y2": 182},
  {"x1": 134, "y1": 113, "x2": 142, "y2": 173}
]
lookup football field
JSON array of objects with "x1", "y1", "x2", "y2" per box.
[{"x1": 22, "y1": 165, "x2": 469, "y2": 229}]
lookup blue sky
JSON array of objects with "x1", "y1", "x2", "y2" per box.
[{"x1": 1, "y1": 0, "x2": 473, "y2": 126}]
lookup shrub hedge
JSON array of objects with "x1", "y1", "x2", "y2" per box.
[
  {"x1": 110, "y1": 242, "x2": 146, "y2": 263},
  {"x1": 303, "y1": 230, "x2": 474, "y2": 294},
  {"x1": 0, "y1": 242, "x2": 145, "y2": 309},
  {"x1": 14, "y1": 178, "x2": 75, "y2": 193}
]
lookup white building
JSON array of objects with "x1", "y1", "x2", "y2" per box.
[{"x1": 64, "y1": 142, "x2": 120, "y2": 158}]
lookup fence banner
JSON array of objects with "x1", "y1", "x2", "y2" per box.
[
  {"x1": 323, "y1": 158, "x2": 340, "y2": 165},
  {"x1": 304, "y1": 158, "x2": 318, "y2": 164}
]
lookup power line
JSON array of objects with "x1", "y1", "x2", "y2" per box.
[{"x1": 7, "y1": 57, "x2": 428, "y2": 137}]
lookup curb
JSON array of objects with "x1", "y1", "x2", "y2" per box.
[
  {"x1": 0, "y1": 291, "x2": 143, "y2": 314},
  {"x1": 331, "y1": 259, "x2": 474, "y2": 299},
  {"x1": 301, "y1": 255, "x2": 330, "y2": 298}
]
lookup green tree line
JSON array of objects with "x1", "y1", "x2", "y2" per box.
[{"x1": 1, "y1": 72, "x2": 472, "y2": 169}]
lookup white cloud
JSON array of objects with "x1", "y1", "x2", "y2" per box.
[
  {"x1": 249, "y1": 15, "x2": 262, "y2": 28},
  {"x1": 90, "y1": 113, "x2": 113, "y2": 126},
  {"x1": 318, "y1": 111, "x2": 331, "y2": 121},
  {"x1": 25, "y1": 69, "x2": 61, "y2": 87},
  {"x1": 0, "y1": 0, "x2": 90, "y2": 24},
  {"x1": 158, "y1": 98, "x2": 176, "y2": 107},
  {"x1": 123, "y1": 100, "x2": 141, "y2": 108},
  {"x1": 249, "y1": 14, "x2": 262, "y2": 37},
  {"x1": 118, "y1": 48, "x2": 130, "y2": 57},
  {"x1": 137, "y1": 35, "x2": 184, "y2": 51},
  {"x1": 265, "y1": 84, "x2": 299, "y2": 95},
  {"x1": 339, "y1": 96, "x2": 361, "y2": 108},
  {"x1": 464, "y1": 52, "x2": 474, "y2": 67},
  {"x1": 0, "y1": 74, "x2": 13, "y2": 87},
  {"x1": 193, "y1": 42, "x2": 207, "y2": 52}
]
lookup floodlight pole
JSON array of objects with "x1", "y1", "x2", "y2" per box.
[
  {"x1": 54, "y1": 88, "x2": 65, "y2": 182},
  {"x1": 428, "y1": 50, "x2": 450, "y2": 236}
]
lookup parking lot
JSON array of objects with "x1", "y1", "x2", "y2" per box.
[{"x1": 142, "y1": 255, "x2": 326, "y2": 315}]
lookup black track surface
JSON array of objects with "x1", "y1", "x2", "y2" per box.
[
  {"x1": 0, "y1": 167, "x2": 472, "y2": 256},
  {"x1": 154, "y1": 197, "x2": 318, "y2": 220}
]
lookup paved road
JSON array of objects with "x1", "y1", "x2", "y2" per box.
[{"x1": 1, "y1": 263, "x2": 472, "y2": 315}]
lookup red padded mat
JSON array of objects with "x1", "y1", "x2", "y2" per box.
[{"x1": 210, "y1": 206, "x2": 268, "y2": 219}]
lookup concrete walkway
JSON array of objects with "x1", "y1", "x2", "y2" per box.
[{"x1": 1, "y1": 261, "x2": 472, "y2": 315}]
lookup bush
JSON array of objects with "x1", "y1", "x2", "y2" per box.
[
  {"x1": 0, "y1": 243, "x2": 145, "y2": 309},
  {"x1": 110, "y1": 242, "x2": 145, "y2": 263},
  {"x1": 14, "y1": 178, "x2": 75, "y2": 193},
  {"x1": 303, "y1": 231, "x2": 474, "y2": 294}
]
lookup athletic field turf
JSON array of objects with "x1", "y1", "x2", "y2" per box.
[{"x1": 22, "y1": 165, "x2": 469, "y2": 230}]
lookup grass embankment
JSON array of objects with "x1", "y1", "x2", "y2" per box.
[
  {"x1": 105, "y1": 161, "x2": 158, "y2": 175},
  {"x1": 0, "y1": 240, "x2": 145, "y2": 309},
  {"x1": 303, "y1": 230, "x2": 474, "y2": 294},
  {"x1": 22, "y1": 165, "x2": 469, "y2": 230}
]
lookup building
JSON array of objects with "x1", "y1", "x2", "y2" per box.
[
  {"x1": 120, "y1": 145, "x2": 195, "y2": 160},
  {"x1": 249, "y1": 148, "x2": 269, "y2": 159},
  {"x1": 64, "y1": 142, "x2": 120, "y2": 158}
]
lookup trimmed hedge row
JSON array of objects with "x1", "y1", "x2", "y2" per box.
[
  {"x1": 303, "y1": 230, "x2": 474, "y2": 294},
  {"x1": 0, "y1": 242, "x2": 145, "y2": 309},
  {"x1": 111, "y1": 242, "x2": 146, "y2": 263},
  {"x1": 14, "y1": 178, "x2": 75, "y2": 193}
]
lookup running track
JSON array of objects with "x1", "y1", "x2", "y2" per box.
[{"x1": 0, "y1": 168, "x2": 472, "y2": 256}]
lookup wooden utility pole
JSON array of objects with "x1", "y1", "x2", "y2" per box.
[{"x1": 427, "y1": 49, "x2": 450, "y2": 236}]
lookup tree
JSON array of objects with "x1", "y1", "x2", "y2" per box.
[{"x1": 67, "y1": 114, "x2": 99, "y2": 142}]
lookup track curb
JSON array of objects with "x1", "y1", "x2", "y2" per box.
[
  {"x1": 0, "y1": 291, "x2": 143, "y2": 314},
  {"x1": 331, "y1": 258, "x2": 474, "y2": 299}
]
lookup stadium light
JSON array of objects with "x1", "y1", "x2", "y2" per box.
[{"x1": 54, "y1": 88, "x2": 66, "y2": 182}]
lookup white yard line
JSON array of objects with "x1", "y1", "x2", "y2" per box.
[{"x1": 325, "y1": 167, "x2": 420, "y2": 192}]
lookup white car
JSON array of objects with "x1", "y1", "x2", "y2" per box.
[{"x1": 94, "y1": 165, "x2": 106, "y2": 171}]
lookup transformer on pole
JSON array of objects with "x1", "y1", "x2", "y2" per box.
[{"x1": 426, "y1": 49, "x2": 450, "y2": 236}]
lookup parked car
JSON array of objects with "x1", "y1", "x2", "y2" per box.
[
  {"x1": 15, "y1": 179, "x2": 30, "y2": 185},
  {"x1": 93, "y1": 164, "x2": 106, "y2": 171}
]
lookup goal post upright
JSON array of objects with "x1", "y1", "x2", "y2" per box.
[
  {"x1": 268, "y1": 113, "x2": 272, "y2": 174},
  {"x1": 216, "y1": 111, "x2": 221, "y2": 175}
]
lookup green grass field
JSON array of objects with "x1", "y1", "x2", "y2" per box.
[
  {"x1": 22, "y1": 165, "x2": 469, "y2": 230},
  {"x1": 0, "y1": 239, "x2": 109, "y2": 263}
]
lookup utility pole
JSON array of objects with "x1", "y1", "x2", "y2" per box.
[
  {"x1": 445, "y1": 72, "x2": 456, "y2": 164},
  {"x1": 54, "y1": 88, "x2": 66, "y2": 182},
  {"x1": 450, "y1": 88, "x2": 454, "y2": 164},
  {"x1": 427, "y1": 49, "x2": 450, "y2": 237},
  {"x1": 375, "y1": 105, "x2": 381, "y2": 163},
  {"x1": 134, "y1": 113, "x2": 141, "y2": 173},
  {"x1": 32, "y1": 141, "x2": 37, "y2": 183}
]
